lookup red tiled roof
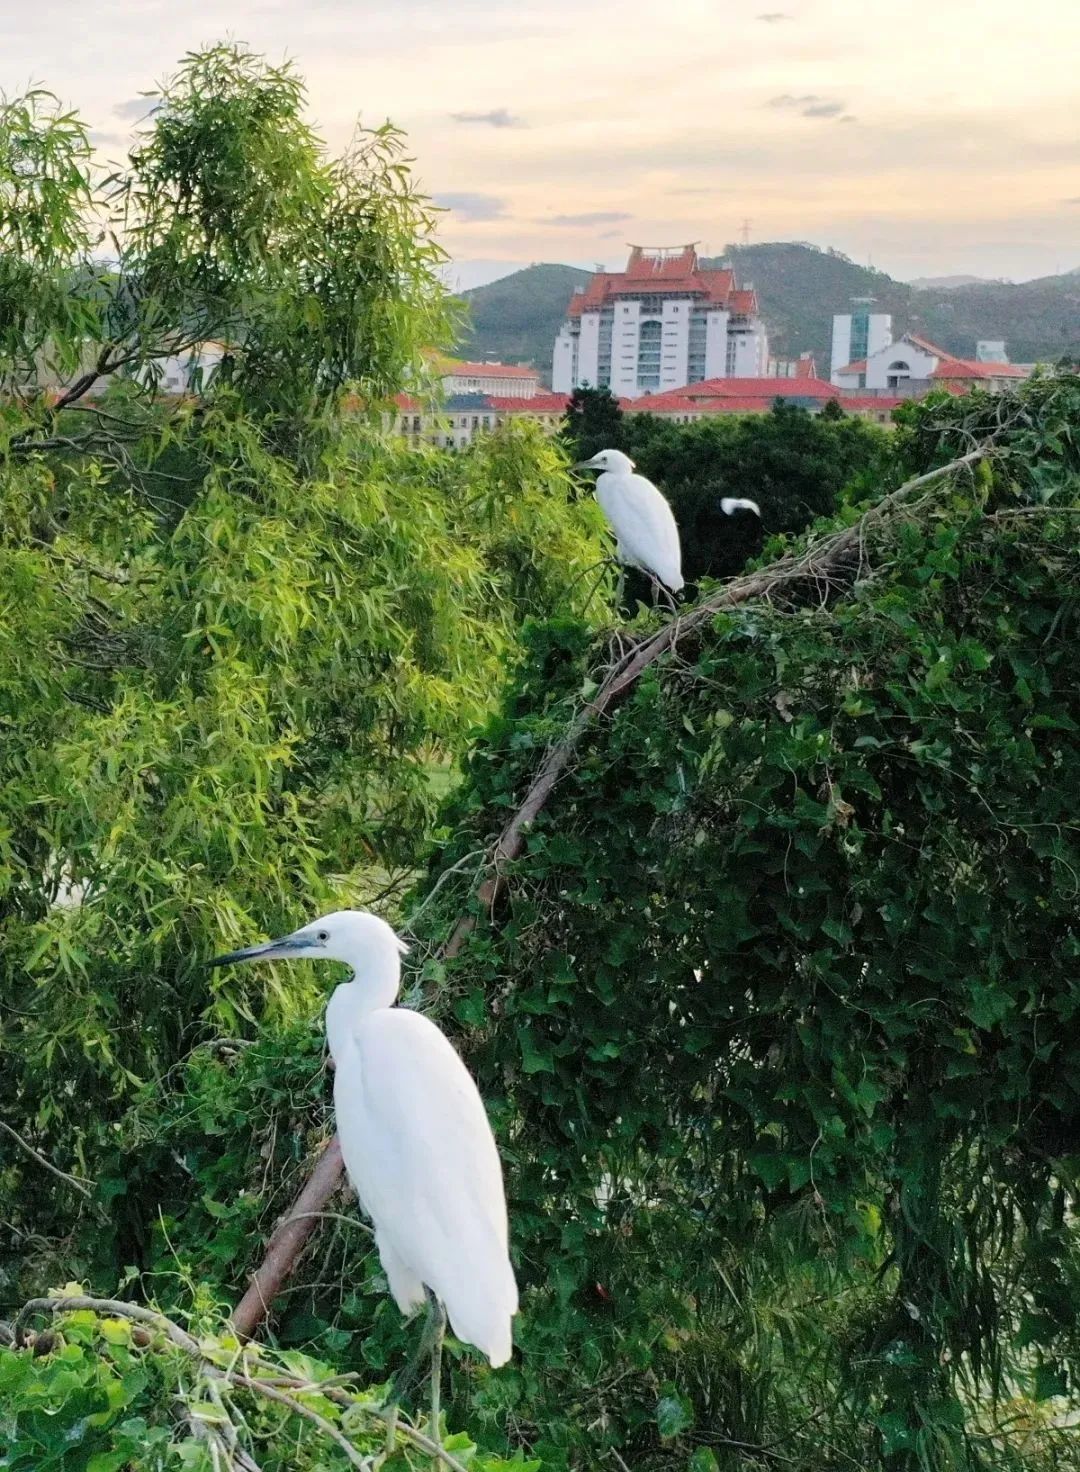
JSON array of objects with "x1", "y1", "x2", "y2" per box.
[
  {"x1": 634, "y1": 376, "x2": 841, "y2": 416},
  {"x1": 623, "y1": 245, "x2": 698, "y2": 281},
  {"x1": 795, "y1": 355, "x2": 817, "y2": 379},
  {"x1": 835, "y1": 359, "x2": 867, "y2": 374},
  {"x1": 930, "y1": 359, "x2": 1028, "y2": 380},
  {"x1": 679, "y1": 376, "x2": 839, "y2": 400},
  {"x1": 838, "y1": 396, "x2": 905, "y2": 411},
  {"x1": 445, "y1": 360, "x2": 539, "y2": 380},
  {"x1": 903, "y1": 332, "x2": 956, "y2": 361},
  {"x1": 729, "y1": 289, "x2": 758, "y2": 315},
  {"x1": 566, "y1": 248, "x2": 741, "y2": 317}
]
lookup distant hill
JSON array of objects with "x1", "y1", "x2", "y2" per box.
[
  {"x1": 455, "y1": 243, "x2": 1080, "y2": 380},
  {"x1": 715, "y1": 243, "x2": 1080, "y2": 367},
  {"x1": 909, "y1": 275, "x2": 988, "y2": 290},
  {"x1": 457, "y1": 263, "x2": 590, "y2": 372}
]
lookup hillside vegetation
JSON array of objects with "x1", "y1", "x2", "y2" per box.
[
  {"x1": 458, "y1": 242, "x2": 1080, "y2": 378},
  {"x1": 457, "y1": 261, "x2": 590, "y2": 368}
]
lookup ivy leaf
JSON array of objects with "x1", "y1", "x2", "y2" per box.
[{"x1": 657, "y1": 1391, "x2": 694, "y2": 1439}]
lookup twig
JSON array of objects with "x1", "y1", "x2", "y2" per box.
[
  {"x1": 0, "y1": 1121, "x2": 94, "y2": 1199},
  {"x1": 289, "y1": 1210, "x2": 374, "y2": 1236}
]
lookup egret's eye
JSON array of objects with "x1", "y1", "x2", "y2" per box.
[{"x1": 317, "y1": 930, "x2": 329, "y2": 942}]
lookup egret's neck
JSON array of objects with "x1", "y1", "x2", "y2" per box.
[{"x1": 324, "y1": 948, "x2": 400, "y2": 1064}]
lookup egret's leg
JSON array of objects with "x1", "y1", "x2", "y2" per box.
[
  {"x1": 428, "y1": 1290, "x2": 447, "y2": 1445},
  {"x1": 382, "y1": 1293, "x2": 441, "y2": 1453}
]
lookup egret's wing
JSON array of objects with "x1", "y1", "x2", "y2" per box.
[
  {"x1": 334, "y1": 1008, "x2": 517, "y2": 1364},
  {"x1": 598, "y1": 474, "x2": 683, "y2": 589}
]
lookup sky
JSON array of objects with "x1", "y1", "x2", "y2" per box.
[{"x1": 2, "y1": 0, "x2": 1078, "y2": 289}]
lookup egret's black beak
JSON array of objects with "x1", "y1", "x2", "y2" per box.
[
  {"x1": 207, "y1": 934, "x2": 313, "y2": 968},
  {"x1": 572, "y1": 460, "x2": 595, "y2": 472}
]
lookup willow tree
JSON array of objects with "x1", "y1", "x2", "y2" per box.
[{"x1": 0, "y1": 47, "x2": 606, "y2": 1309}]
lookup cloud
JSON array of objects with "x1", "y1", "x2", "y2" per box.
[
  {"x1": 433, "y1": 192, "x2": 508, "y2": 222},
  {"x1": 1065, "y1": 196, "x2": 1080, "y2": 205},
  {"x1": 547, "y1": 211, "x2": 633, "y2": 227},
  {"x1": 769, "y1": 93, "x2": 848, "y2": 119},
  {"x1": 114, "y1": 95, "x2": 159, "y2": 120},
  {"x1": 450, "y1": 107, "x2": 524, "y2": 129},
  {"x1": 757, "y1": 10, "x2": 792, "y2": 20},
  {"x1": 89, "y1": 130, "x2": 127, "y2": 149}
]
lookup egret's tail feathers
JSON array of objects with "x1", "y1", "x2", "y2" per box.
[
  {"x1": 720, "y1": 496, "x2": 762, "y2": 517},
  {"x1": 442, "y1": 1255, "x2": 518, "y2": 1368}
]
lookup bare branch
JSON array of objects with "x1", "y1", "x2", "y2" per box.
[{"x1": 0, "y1": 1120, "x2": 94, "y2": 1199}]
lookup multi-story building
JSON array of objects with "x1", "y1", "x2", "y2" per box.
[
  {"x1": 830, "y1": 301, "x2": 892, "y2": 383},
  {"x1": 552, "y1": 246, "x2": 768, "y2": 399}
]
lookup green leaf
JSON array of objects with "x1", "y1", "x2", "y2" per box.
[{"x1": 656, "y1": 1392, "x2": 694, "y2": 1438}]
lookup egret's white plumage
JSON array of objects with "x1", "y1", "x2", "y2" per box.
[
  {"x1": 210, "y1": 910, "x2": 517, "y2": 1368},
  {"x1": 574, "y1": 448, "x2": 684, "y2": 593},
  {"x1": 720, "y1": 496, "x2": 761, "y2": 518}
]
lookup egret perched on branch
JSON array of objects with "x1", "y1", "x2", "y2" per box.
[
  {"x1": 573, "y1": 448, "x2": 684, "y2": 602},
  {"x1": 209, "y1": 910, "x2": 517, "y2": 1435}
]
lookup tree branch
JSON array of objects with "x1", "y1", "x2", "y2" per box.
[
  {"x1": 230, "y1": 1135, "x2": 343, "y2": 1338},
  {"x1": 0, "y1": 1119, "x2": 94, "y2": 1199},
  {"x1": 225, "y1": 443, "x2": 989, "y2": 1337}
]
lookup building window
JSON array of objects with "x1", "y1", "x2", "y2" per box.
[
  {"x1": 850, "y1": 312, "x2": 870, "y2": 363},
  {"x1": 412, "y1": 416, "x2": 421, "y2": 431},
  {"x1": 886, "y1": 360, "x2": 911, "y2": 389},
  {"x1": 637, "y1": 319, "x2": 663, "y2": 390}
]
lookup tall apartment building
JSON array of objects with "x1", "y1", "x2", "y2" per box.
[
  {"x1": 830, "y1": 300, "x2": 892, "y2": 383},
  {"x1": 552, "y1": 245, "x2": 768, "y2": 399}
]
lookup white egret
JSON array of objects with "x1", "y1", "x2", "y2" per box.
[
  {"x1": 573, "y1": 448, "x2": 684, "y2": 601},
  {"x1": 720, "y1": 496, "x2": 761, "y2": 518},
  {"x1": 209, "y1": 909, "x2": 517, "y2": 1436}
]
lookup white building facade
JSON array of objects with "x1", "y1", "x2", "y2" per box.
[
  {"x1": 553, "y1": 246, "x2": 768, "y2": 400},
  {"x1": 832, "y1": 323, "x2": 1030, "y2": 395},
  {"x1": 439, "y1": 360, "x2": 540, "y2": 398},
  {"x1": 830, "y1": 305, "x2": 893, "y2": 384}
]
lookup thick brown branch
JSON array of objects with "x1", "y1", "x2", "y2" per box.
[
  {"x1": 230, "y1": 1136, "x2": 343, "y2": 1338},
  {"x1": 225, "y1": 444, "x2": 987, "y2": 1336}
]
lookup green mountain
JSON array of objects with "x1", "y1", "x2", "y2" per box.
[
  {"x1": 717, "y1": 243, "x2": 1080, "y2": 366},
  {"x1": 456, "y1": 263, "x2": 590, "y2": 371},
  {"x1": 456, "y1": 244, "x2": 1080, "y2": 380}
]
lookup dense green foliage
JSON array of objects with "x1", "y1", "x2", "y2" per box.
[
  {"x1": 0, "y1": 46, "x2": 607, "y2": 1468},
  {"x1": 457, "y1": 244, "x2": 1080, "y2": 377},
  {"x1": 2, "y1": 1296, "x2": 537, "y2": 1471},
  {"x1": 5, "y1": 40, "x2": 1080, "y2": 1472},
  {"x1": 404, "y1": 375, "x2": 1078, "y2": 1468}
]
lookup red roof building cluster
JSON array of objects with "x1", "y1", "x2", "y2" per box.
[{"x1": 836, "y1": 332, "x2": 1030, "y2": 384}]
